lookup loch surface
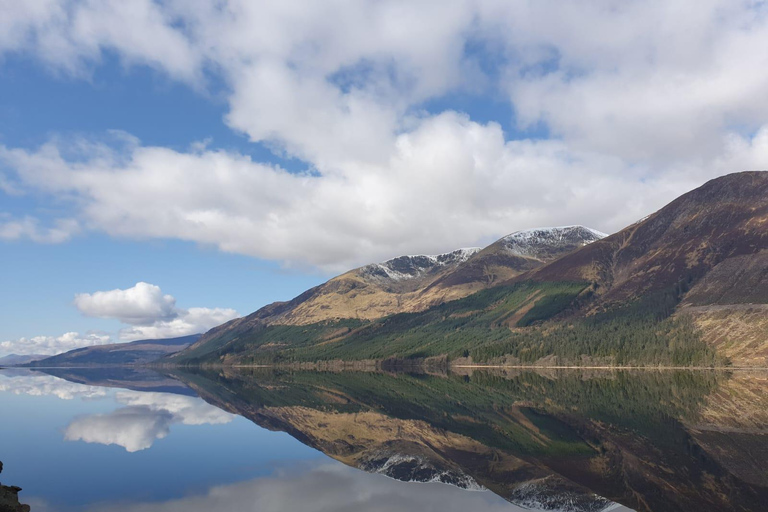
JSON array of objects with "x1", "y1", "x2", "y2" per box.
[{"x1": 2, "y1": 367, "x2": 767, "y2": 511}]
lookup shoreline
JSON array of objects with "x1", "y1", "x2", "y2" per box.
[{"x1": 6, "y1": 364, "x2": 768, "y2": 371}]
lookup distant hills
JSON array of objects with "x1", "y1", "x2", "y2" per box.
[
  {"x1": 26, "y1": 334, "x2": 200, "y2": 367},
  {"x1": 170, "y1": 171, "x2": 768, "y2": 368},
  {"x1": 0, "y1": 354, "x2": 47, "y2": 366}
]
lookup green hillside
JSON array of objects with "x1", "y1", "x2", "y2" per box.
[{"x1": 171, "y1": 281, "x2": 723, "y2": 367}]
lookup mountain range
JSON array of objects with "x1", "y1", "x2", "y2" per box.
[
  {"x1": 168, "y1": 171, "x2": 768, "y2": 368},
  {"x1": 13, "y1": 171, "x2": 766, "y2": 369},
  {"x1": 25, "y1": 334, "x2": 200, "y2": 368}
]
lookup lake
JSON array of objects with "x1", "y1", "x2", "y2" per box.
[{"x1": 1, "y1": 367, "x2": 767, "y2": 512}]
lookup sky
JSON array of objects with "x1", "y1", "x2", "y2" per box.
[{"x1": 2, "y1": 0, "x2": 768, "y2": 356}]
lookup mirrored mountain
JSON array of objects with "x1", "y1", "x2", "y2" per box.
[{"x1": 165, "y1": 367, "x2": 768, "y2": 512}]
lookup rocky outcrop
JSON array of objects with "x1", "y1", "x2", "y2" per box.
[{"x1": 0, "y1": 462, "x2": 30, "y2": 512}]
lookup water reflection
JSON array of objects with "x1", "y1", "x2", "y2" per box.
[
  {"x1": 0, "y1": 369, "x2": 108, "y2": 400},
  {"x1": 86, "y1": 462, "x2": 518, "y2": 512},
  {"x1": 1, "y1": 367, "x2": 767, "y2": 511},
  {"x1": 64, "y1": 391, "x2": 234, "y2": 452},
  {"x1": 169, "y1": 368, "x2": 768, "y2": 512}
]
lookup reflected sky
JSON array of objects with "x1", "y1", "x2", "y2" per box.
[
  {"x1": 78, "y1": 463, "x2": 516, "y2": 512},
  {"x1": 0, "y1": 370, "x2": 322, "y2": 511},
  {"x1": 0, "y1": 369, "x2": 572, "y2": 512},
  {"x1": 64, "y1": 390, "x2": 234, "y2": 452}
]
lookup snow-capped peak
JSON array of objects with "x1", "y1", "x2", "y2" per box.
[
  {"x1": 499, "y1": 225, "x2": 607, "y2": 260},
  {"x1": 360, "y1": 247, "x2": 482, "y2": 282}
]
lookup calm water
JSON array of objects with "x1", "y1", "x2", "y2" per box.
[{"x1": 1, "y1": 367, "x2": 767, "y2": 512}]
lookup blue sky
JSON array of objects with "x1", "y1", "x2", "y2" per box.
[
  {"x1": 2, "y1": 0, "x2": 768, "y2": 355},
  {"x1": 0, "y1": 52, "x2": 328, "y2": 345}
]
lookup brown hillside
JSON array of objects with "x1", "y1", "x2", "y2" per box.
[{"x1": 527, "y1": 172, "x2": 768, "y2": 306}]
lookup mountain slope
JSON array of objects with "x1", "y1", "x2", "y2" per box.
[
  {"x1": 28, "y1": 334, "x2": 200, "y2": 367},
  {"x1": 266, "y1": 247, "x2": 483, "y2": 326},
  {"x1": 169, "y1": 171, "x2": 768, "y2": 368},
  {"x1": 425, "y1": 226, "x2": 605, "y2": 292},
  {"x1": 176, "y1": 226, "x2": 604, "y2": 361},
  {"x1": 520, "y1": 171, "x2": 768, "y2": 366},
  {"x1": 527, "y1": 172, "x2": 768, "y2": 305},
  {"x1": 283, "y1": 226, "x2": 605, "y2": 325}
]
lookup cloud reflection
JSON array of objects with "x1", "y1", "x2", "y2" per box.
[
  {"x1": 86, "y1": 463, "x2": 526, "y2": 512},
  {"x1": 0, "y1": 372, "x2": 108, "y2": 400},
  {"x1": 64, "y1": 391, "x2": 234, "y2": 452}
]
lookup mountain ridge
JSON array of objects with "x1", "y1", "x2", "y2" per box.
[
  {"x1": 27, "y1": 334, "x2": 201, "y2": 367},
  {"x1": 168, "y1": 171, "x2": 768, "y2": 368},
  {"x1": 177, "y1": 225, "x2": 605, "y2": 360}
]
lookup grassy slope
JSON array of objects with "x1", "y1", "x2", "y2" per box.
[{"x1": 172, "y1": 280, "x2": 723, "y2": 367}]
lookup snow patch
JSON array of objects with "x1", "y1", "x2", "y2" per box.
[
  {"x1": 359, "y1": 247, "x2": 481, "y2": 282},
  {"x1": 500, "y1": 225, "x2": 607, "y2": 259}
]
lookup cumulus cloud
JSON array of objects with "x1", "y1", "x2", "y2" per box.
[
  {"x1": 1, "y1": 0, "x2": 768, "y2": 271},
  {"x1": 0, "y1": 331, "x2": 111, "y2": 356},
  {"x1": 75, "y1": 282, "x2": 177, "y2": 326},
  {"x1": 72, "y1": 282, "x2": 239, "y2": 341},
  {"x1": 0, "y1": 117, "x2": 760, "y2": 271},
  {"x1": 118, "y1": 307, "x2": 240, "y2": 341},
  {"x1": 0, "y1": 0, "x2": 200, "y2": 81},
  {"x1": 64, "y1": 390, "x2": 234, "y2": 452},
  {"x1": 0, "y1": 283, "x2": 238, "y2": 355}
]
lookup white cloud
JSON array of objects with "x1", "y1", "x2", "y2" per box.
[
  {"x1": 74, "y1": 282, "x2": 238, "y2": 341},
  {"x1": 119, "y1": 307, "x2": 240, "y2": 341},
  {"x1": 0, "y1": 0, "x2": 200, "y2": 81},
  {"x1": 1, "y1": 0, "x2": 768, "y2": 271},
  {"x1": 479, "y1": 0, "x2": 768, "y2": 162},
  {"x1": 0, "y1": 215, "x2": 80, "y2": 243},
  {"x1": 0, "y1": 116, "x2": 760, "y2": 271},
  {"x1": 0, "y1": 331, "x2": 111, "y2": 356},
  {"x1": 64, "y1": 390, "x2": 234, "y2": 452},
  {"x1": 1, "y1": 283, "x2": 238, "y2": 355},
  {"x1": 75, "y1": 282, "x2": 177, "y2": 326}
]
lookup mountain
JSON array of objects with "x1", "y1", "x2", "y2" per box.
[
  {"x1": 170, "y1": 171, "x2": 767, "y2": 368},
  {"x1": 520, "y1": 171, "x2": 768, "y2": 366},
  {"x1": 526, "y1": 172, "x2": 768, "y2": 304},
  {"x1": 174, "y1": 226, "x2": 604, "y2": 363},
  {"x1": 259, "y1": 226, "x2": 604, "y2": 326},
  {"x1": 28, "y1": 334, "x2": 200, "y2": 367},
  {"x1": 425, "y1": 226, "x2": 605, "y2": 293},
  {"x1": 0, "y1": 354, "x2": 47, "y2": 367},
  {"x1": 259, "y1": 247, "x2": 484, "y2": 326}
]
